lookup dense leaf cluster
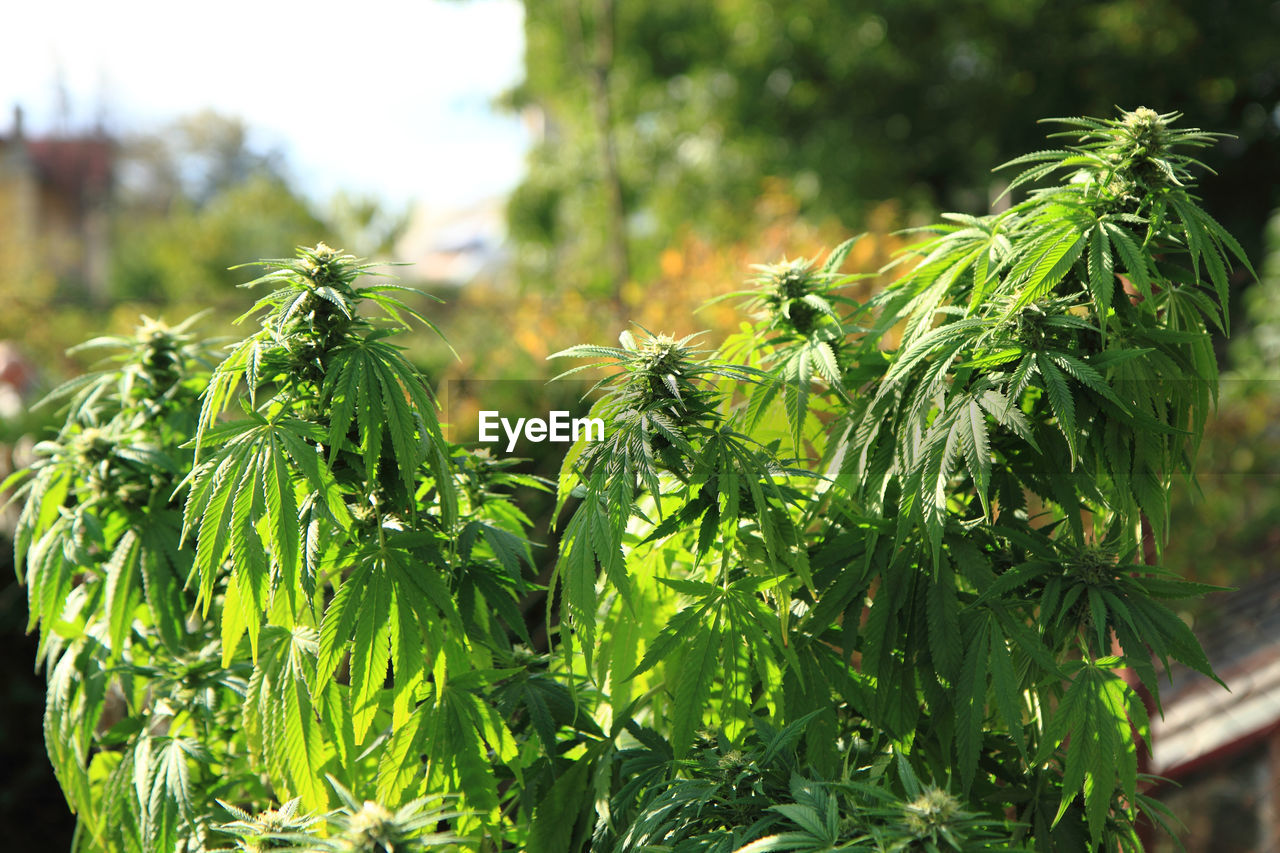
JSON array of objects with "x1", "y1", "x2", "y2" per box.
[{"x1": 7, "y1": 110, "x2": 1248, "y2": 851}]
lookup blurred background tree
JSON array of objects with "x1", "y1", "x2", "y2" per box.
[
  {"x1": 505, "y1": 0, "x2": 1280, "y2": 307},
  {"x1": 110, "y1": 111, "x2": 327, "y2": 303}
]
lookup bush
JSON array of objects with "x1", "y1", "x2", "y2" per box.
[{"x1": 7, "y1": 108, "x2": 1251, "y2": 851}]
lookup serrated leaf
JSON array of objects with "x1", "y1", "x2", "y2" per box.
[
  {"x1": 1008, "y1": 226, "x2": 1086, "y2": 310},
  {"x1": 350, "y1": 566, "x2": 393, "y2": 743},
  {"x1": 956, "y1": 398, "x2": 991, "y2": 515},
  {"x1": 1035, "y1": 353, "x2": 1077, "y2": 463},
  {"x1": 988, "y1": 628, "x2": 1025, "y2": 759},
  {"x1": 1086, "y1": 225, "x2": 1114, "y2": 326},
  {"x1": 672, "y1": 620, "x2": 720, "y2": 758},
  {"x1": 956, "y1": 617, "x2": 990, "y2": 791},
  {"x1": 926, "y1": 560, "x2": 962, "y2": 680}
]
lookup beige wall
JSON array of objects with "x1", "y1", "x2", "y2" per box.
[{"x1": 0, "y1": 139, "x2": 105, "y2": 303}]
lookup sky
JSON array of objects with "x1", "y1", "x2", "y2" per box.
[{"x1": 1, "y1": 0, "x2": 530, "y2": 210}]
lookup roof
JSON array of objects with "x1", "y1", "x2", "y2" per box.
[
  {"x1": 1149, "y1": 571, "x2": 1280, "y2": 776},
  {"x1": 24, "y1": 136, "x2": 114, "y2": 198},
  {"x1": 394, "y1": 197, "x2": 508, "y2": 286}
]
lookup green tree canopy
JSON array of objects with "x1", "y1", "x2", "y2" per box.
[
  {"x1": 110, "y1": 112, "x2": 328, "y2": 304},
  {"x1": 507, "y1": 0, "x2": 1279, "y2": 297}
]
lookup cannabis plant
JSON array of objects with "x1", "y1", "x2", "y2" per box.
[
  {"x1": 8, "y1": 109, "x2": 1248, "y2": 852},
  {"x1": 539, "y1": 107, "x2": 1246, "y2": 851}
]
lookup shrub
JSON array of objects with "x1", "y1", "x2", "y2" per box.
[{"x1": 7, "y1": 108, "x2": 1251, "y2": 851}]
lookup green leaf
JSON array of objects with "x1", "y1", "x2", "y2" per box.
[
  {"x1": 956, "y1": 617, "x2": 990, "y2": 790},
  {"x1": 1008, "y1": 226, "x2": 1087, "y2": 310},
  {"x1": 926, "y1": 559, "x2": 962, "y2": 681},
  {"x1": 139, "y1": 525, "x2": 188, "y2": 654},
  {"x1": 1103, "y1": 223, "x2": 1152, "y2": 300},
  {"x1": 1035, "y1": 353, "x2": 1077, "y2": 463},
  {"x1": 988, "y1": 628, "x2": 1025, "y2": 759},
  {"x1": 821, "y1": 236, "x2": 857, "y2": 275},
  {"x1": 350, "y1": 564, "x2": 393, "y2": 743},
  {"x1": 526, "y1": 752, "x2": 596, "y2": 853},
  {"x1": 956, "y1": 398, "x2": 991, "y2": 515},
  {"x1": 280, "y1": 658, "x2": 329, "y2": 810},
  {"x1": 672, "y1": 619, "x2": 721, "y2": 758},
  {"x1": 376, "y1": 704, "x2": 427, "y2": 806},
  {"x1": 1086, "y1": 225, "x2": 1115, "y2": 325},
  {"x1": 317, "y1": 562, "x2": 370, "y2": 690},
  {"x1": 104, "y1": 531, "x2": 142, "y2": 653},
  {"x1": 264, "y1": 432, "x2": 301, "y2": 598}
]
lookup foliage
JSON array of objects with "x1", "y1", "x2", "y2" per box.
[
  {"x1": 507, "y1": 0, "x2": 1279, "y2": 294},
  {"x1": 1162, "y1": 205, "x2": 1280, "y2": 594},
  {"x1": 112, "y1": 173, "x2": 327, "y2": 304},
  {"x1": 7, "y1": 109, "x2": 1250, "y2": 851},
  {"x1": 110, "y1": 111, "x2": 407, "y2": 305}
]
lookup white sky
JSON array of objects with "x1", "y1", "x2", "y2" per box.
[{"x1": 0, "y1": 0, "x2": 529, "y2": 209}]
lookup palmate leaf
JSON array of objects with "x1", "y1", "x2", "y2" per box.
[
  {"x1": 955, "y1": 616, "x2": 991, "y2": 791},
  {"x1": 423, "y1": 682, "x2": 505, "y2": 816},
  {"x1": 245, "y1": 627, "x2": 330, "y2": 812},
  {"x1": 8, "y1": 459, "x2": 70, "y2": 578},
  {"x1": 390, "y1": 569, "x2": 431, "y2": 730},
  {"x1": 184, "y1": 435, "x2": 256, "y2": 609},
  {"x1": 377, "y1": 704, "x2": 428, "y2": 807},
  {"x1": 1102, "y1": 222, "x2": 1153, "y2": 301},
  {"x1": 97, "y1": 746, "x2": 142, "y2": 853},
  {"x1": 630, "y1": 576, "x2": 790, "y2": 759},
  {"x1": 987, "y1": 627, "x2": 1026, "y2": 760},
  {"x1": 223, "y1": 550, "x2": 265, "y2": 665},
  {"x1": 901, "y1": 251, "x2": 978, "y2": 349},
  {"x1": 281, "y1": 636, "x2": 329, "y2": 811},
  {"x1": 103, "y1": 529, "x2": 143, "y2": 653},
  {"x1": 1004, "y1": 223, "x2": 1088, "y2": 313},
  {"x1": 349, "y1": 565, "x2": 393, "y2": 743},
  {"x1": 552, "y1": 467, "x2": 634, "y2": 665},
  {"x1": 322, "y1": 335, "x2": 455, "y2": 518},
  {"x1": 554, "y1": 502, "x2": 604, "y2": 657},
  {"x1": 25, "y1": 516, "x2": 76, "y2": 647},
  {"x1": 782, "y1": 347, "x2": 812, "y2": 458},
  {"x1": 183, "y1": 415, "x2": 338, "y2": 622},
  {"x1": 955, "y1": 396, "x2": 992, "y2": 516},
  {"x1": 1035, "y1": 353, "x2": 1078, "y2": 463},
  {"x1": 264, "y1": 435, "x2": 302, "y2": 594},
  {"x1": 1041, "y1": 662, "x2": 1141, "y2": 847},
  {"x1": 881, "y1": 318, "x2": 987, "y2": 389},
  {"x1": 45, "y1": 636, "x2": 107, "y2": 822},
  {"x1": 1049, "y1": 350, "x2": 1128, "y2": 411},
  {"x1": 145, "y1": 735, "x2": 210, "y2": 847},
  {"x1": 525, "y1": 745, "x2": 599, "y2": 853},
  {"x1": 1164, "y1": 197, "x2": 1256, "y2": 334},
  {"x1": 925, "y1": 557, "x2": 963, "y2": 682},
  {"x1": 316, "y1": 561, "x2": 371, "y2": 691},
  {"x1": 627, "y1": 594, "x2": 715, "y2": 684},
  {"x1": 910, "y1": 408, "x2": 963, "y2": 560},
  {"x1": 820, "y1": 235, "x2": 858, "y2": 276},
  {"x1": 138, "y1": 518, "x2": 191, "y2": 654},
  {"x1": 318, "y1": 545, "x2": 458, "y2": 745},
  {"x1": 1122, "y1": 592, "x2": 1221, "y2": 685},
  {"x1": 670, "y1": 617, "x2": 721, "y2": 758}
]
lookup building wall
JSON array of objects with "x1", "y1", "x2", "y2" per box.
[
  {"x1": 0, "y1": 137, "x2": 47, "y2": 301},
  {"x1": 0, "y1": 121, "x2": 112, "y2": 304}
]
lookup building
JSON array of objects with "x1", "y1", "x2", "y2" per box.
[
  {"x1": 393, "y1": 196, "x2": 510, "y2": 288},
  {"x1": 0, "y1": 106, "x2": 114, "y2": 303},
  {"x1": 1149, "y1": 572, "x2": 1280, "y2": 851}
]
